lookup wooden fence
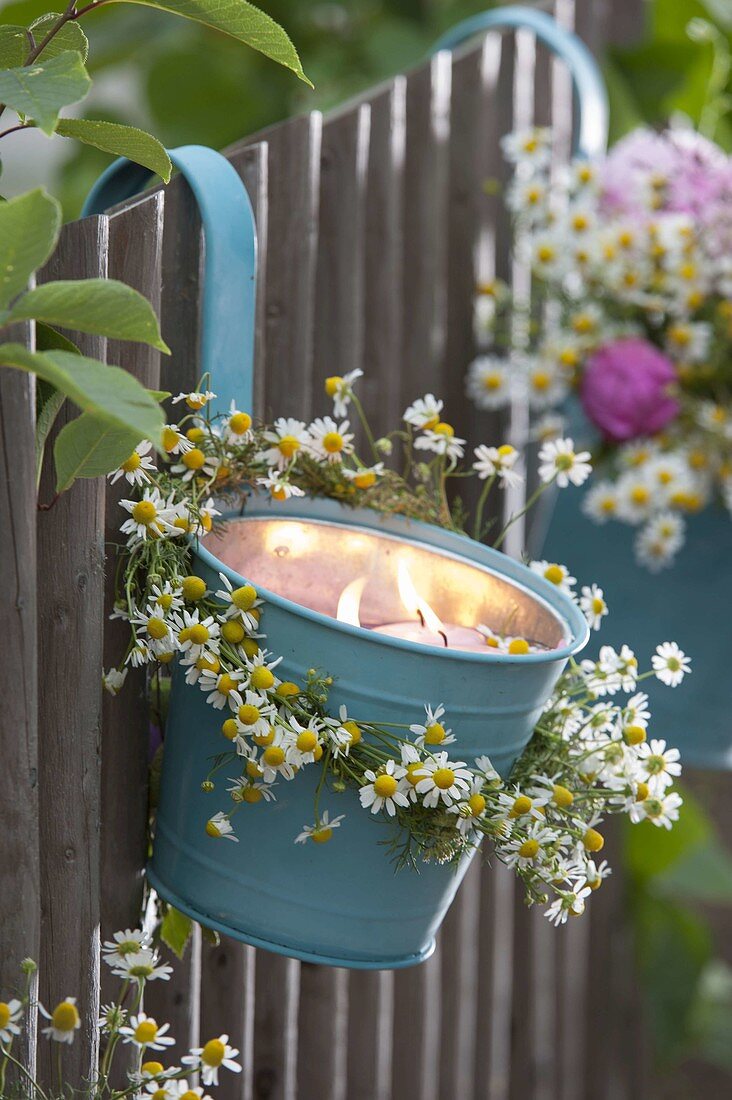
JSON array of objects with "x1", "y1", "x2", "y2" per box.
[{"x1": 1, "y1": 3, "x2": 677, "y2": 1098}]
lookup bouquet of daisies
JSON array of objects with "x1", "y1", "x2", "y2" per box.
[{"x1": 467, "y1": 123, "x2": 732, "y2": 571}]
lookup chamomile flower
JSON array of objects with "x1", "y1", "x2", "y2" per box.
[
  {"x1": 109, "y1": 441, "x2": 156, "y2": 486},
  {"x1": 259, "y1": 417, "x2": 310, "y2": 470},
  {"x1": 414, "y1": 425, "x2": 466, "y2": 462},
  {"x1": 545, "y1": 885, "x2": 592, "y2": 926},
  {"x1": 415, "y1": 753, "x2": 472, "y2": 808},
  {"x1": 225, "y1": 402, "x2": 254, "y2": 443},
  {"x1": 150, "y1": 582, "x2": 184, "y2": 616},
  {"x1": 537, "y1": 437, "x2": 592, "y2": 488},
  {"x1": 295, "y1": 810, "x2": 346, "y2": 845},
  {"x1": 402, "y1": 393, "x2": 443, "y2": 429},
  {"x1": 465, "y1": 356, "x2": 512, "y2": 410},
  {"x1": 500, "y1": 126, "x2": 552, "y2": 169},
  {"x1": 409, "y1": 703, "x2": 455, "y2": 748},
  {"x1": 257, "y1": 728, "x2": 297, "y2": 783},
  {"x1": 665, "y1": 320, "x2": 710, "y2": 362},
  {"x1": 102, "y1": 928, "x2": 150, "y2": 966},
  {"x1": 103, "y1": 667, "x2": 128, "y2": 696},
  {"x1": 170, "y1": 447, "x2": 219, "y2": 484},
  {"x1": 198, "y1": 668, "x2": 245, "y2": 708},
  {"x1": 582, "y1": 481, "x2": 620, "y2": 524},
  {"x1": 174, "y1": 610, "x2": 220, "y2": 663},
  {"x1": 285, "y1": 716, "x2": 324, "y2": 766},
  {"x1": 205, "y1": 812, "x2": 238, "y2": 842},
  {"x1": 505, "y1": 176, "x2": 548, "y2": 218},
  {"x1": 120, "y1": 1013, "x2": 175, "y2": 1052},
  {"x1": 472, "y1": 444, "x2": 523, "y2": 487},
  {"x1": 504, "y1": 824, "x2": 557, "y2": 869},
  {"x1": 215, "y1": 572, "x2": 263, "y2": 631},
  {"x1": 359, "y1": 760, "x2": 409, "y2": 816},
  {"x1": 132, "y1": 606, "x2": 177, "y2": 657},
  {"x1": 579, "y1": 584, "x2": 609, "y2": 630},
  {"x1": 615, "y1": 471, "x2": 656, "y2": 524},
  {"x1": 636, "y1": 739, "x2": 682, "y2": 793},
  {"x1": 257, "y1": 474, "x2": 306, "y2": 501},
  {"x1": 522, "y1": 357, "x2": 568, "y2": 409},
  {"x1": 474, "y1": 755, "x2": 501, "y2": 783},
  {"x1": 530, "y1": 232, "x2": 565, "y2": 279},
  {"x1": 530, "y1": 560, "x2": 576, "y2": 596},
  {"x1": 40, "y1": 998, "x2": 81, "y2": 1044},
  {"x1": 0, "y1": 999, "x2": 22, "y2": 1044},
  {"x1": 120, "y1": 489, "x2": 177, "y2": 544},
  {"x1": 307, "y1": 417, "x2": 355, "y2": 463},
  {"x1": 229, "y1": 689, "x2": 278, "y2": 741},
  {"x1": 164, "y1": 1082, "x2": 213, "y2": 1100},
  {"x1": 447, "y1": 779, "x2": 488, "y2": 834},
  {"x1": 325, "y1": 369, "x2": 363, "y2": 417},
  {"x1": 162, "y1": 423, "x2": 194, "y2": 456},
  {"x1": 652, "y1": 642, "x2": 691, "y2": 687},
  {"x1": 110, "y1": 949, "x2": 173, "y2": 984},
  {"x1": 342, "y1": 463, "x2": 385, "y2": 489},
  {"x1": 630, "y1": 791, "x2": 683, "y2": 829},
  {"x1": 172, "y1": 390, "x2": 216, "y2": 410},
  {"x1": 635, "y1": 523, "x2": 682, "y2": 571},
  {"x1": 98, "y1": 1002, "x2": 126, "y2": 1033},
  {"x1": 182, "y1": 1036, "x2": 242, "y2": 1087}
]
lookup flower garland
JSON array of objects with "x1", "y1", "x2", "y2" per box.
[
  {"x1": 106, "y1": 374, "x2": 688, "y2": 927},
  {"x1": 468, "y1": 124, "x2": 732, "y2": 571}
]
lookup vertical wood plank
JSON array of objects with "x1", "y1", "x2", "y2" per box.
[
  {"x1": 36, "y1": 216, "x2": 107, "y2": 1089},
  {"x1": 346, "y1": 970, "x2": 394, "y2": 1100},
  {"x1": 295, "y1": 965, "x2": 349, "y2": 1100},
  {"x1": 401, "y1": 52, "x2": 452, "y2": 407},
  {"x1": 200, "y1": 938, "x2": 256, "y2": 1100},
  {"x1": 474, "y1": 861, "x2": 516, "y2": 1100},
  {"x1": 360, "y1": 77, "x2": 406, "y2": 441},
  {"x1": 157, "y1": 172, "x2": 202, "y2": 401},
  {"x1": 438, "y1": 861, "x2": 481, "y2": 1100},
  {"x1": 391, "y1": 949, "x2": 442, "y2": 1100},
  {"x1": 145, "y1": 927, "x2": 202, "y2": 1060},
  {"x1": 0, "y1": 350, "x2": 40, "y2": 1079},
  {"x1": 101, "y1": 192, "x2": 164, "y2": 950},
  {"x1": 252, "y1": 956, "x2": 300, "y2": 1100}
]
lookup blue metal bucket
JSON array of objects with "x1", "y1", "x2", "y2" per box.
[
  {"x1": 541, "y1": 485, "x2": 732, "y2": 770},
  {"x1": 148, "y1": 496, "x2": 589, "y2": 968}
]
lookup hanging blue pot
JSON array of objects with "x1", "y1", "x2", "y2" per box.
[{"x1": 541, "y1": 477, "x2": 732, "y2": 770}]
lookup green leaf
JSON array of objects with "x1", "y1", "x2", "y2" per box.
[
  {"x1": 160, "y1": 905, "x2": 193, "y2": 958},
  {"x1": 9, "y1": 279, "x2": 170, "y2": 351},
  {"x1": 29, "y1": 14, "x2": 89, "y2": 62},
  {"x1": 0, "y1": 188, "x2": 61, "y2": 310},
  {"x1": 0, "y1": 26, "x2": 28, "y2": 69},
  {"x1": 0, "y1": 343, "x2": 164, "y2": 446},
  {"x1": 111, "y1": 0, "x2": 312, "y2": 86},
  {"x1": 0, "y1": 49, "x2": 90, "y2": 135},
  {"x1": 54, "y1": 411, "x2": 142, "y2": 491},
  {"x1": 34, "y1": 323, "x2": 80, "y2": 485},
  {"x1": 55, "y1": 118, "x2": 171, "y2": 182}
]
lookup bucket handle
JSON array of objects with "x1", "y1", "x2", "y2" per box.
[
  {"x1": 432, "y1": 6, "x2": 609, "y2": 159},
  {"x1": 82, "y1": 145, "x2": 257, "y2": 420}
]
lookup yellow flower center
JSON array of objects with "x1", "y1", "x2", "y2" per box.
[
  {"x1": 424, "y1": 723, "x2": 446, "y2": 745},
  {"x1": 276, "y1": 682, "x2": 300, "y2": 698},
  {"x1": 373, "y1": 774, "x2": 398, "y2": 798},
  {"x1": 162, "y1": 427, "x2": 180, "y2": 452},
  {"x1": 508, "y1": 638, "x2": 530, "y2": 655},
  {"x1": 0, "y1": 1003, "x2": 11, "y2": 1029},
  {"x1": 433, "y1": 422, "x2": 454, "y2": 437},
  {"x1": 583, "y1": 828, "x2": 604, "y2": 852},
  {"x1": 552, "y1": 784, "x2": 573, "y2": 808},
  {"x1": 630, "y1": 486, "x2": 649, "y2": 506},
  {"x1": 543, "y1": 564, "x2": 564, "y2": 585},
  {"x1": 555, "y1": 453, "x2": 575, "y2": 471},
  {"x1": 221, "y1": 620, "x2": 246, "y2": 644},
  {"x1": 201, "y1": 1039, "x2": 226, "y2": 1067},
  {"x1": 311, "y1": 827, "x2": 333, "y2": 843},
  {"x1": 624, "y1": 724, "x2": 646, "y2": 746},
  {"x1": 468, "y1": 793, "x2": 486, "y2": 816},
  {"x1": 147, "y1": 617, "x2": 168, "y2": 641},
  {"x1": 186, "y1": 395, "x2": 206, "y2": 410},
  {"x1": 254, "y1": 726, "x2": 276, "y2": 746},
  {"x1": 354, "y1": 470, "x2": 376, "y2": 489},
  {"x1": 205, "y1": 820, "x2": 222, "y2": 838},
  {"x1": 132, "y1": 500, "x2": 157, "y2": 526},
  {"x1": 222, "y1": 718, "x2": 239, "y2": 740},
  {"x1": 229, "y1": 412, "x2": 252, "y2": 435},
  {"x1": 246, "y1": 760, "x2": 263, "y2": 779},
  {"x1": 243, "y1": 786, "x2": 263, "y2": 803},
  {"x1": 122, "y1": 451, "x2": 142, "y2": 472},
  {"x1": 188, "y1": 624, "x2": 210, "y2": 646},
  {"x1": 432, "y1": 767, "x2": 455, "y2": 790},
  {"x1": 532, "y1": 371, "x2": 550, "y2": 391},
  {"x1": 323, "y1": 431, "x2": 344, "y2": 453},
  {"x1": 238, "y1": 704, "x2": 261, "y2": 726},
  {"x1": 263, "y1": 746, "x2": 285, "y2": 767},
  {"x1": 251, "y1": 667, "x2": 275, "y2": 691},
  {"x1": 636, "y1": 781, "x2": 650, "y2": 802},
  {"x1": 591, "y1": 597, "x2": 605, "y2": 615},
  {"x1": 406, "y1": 762, "x2": 427, "y2": 786},
  {"x1": 151, "y1": 1089, "x2": 168, "y2": 1100},
  {"x1": 518, "y1": 838, "x2": 540, "y2": 859},
  {"x1": 537, "y1": 244, "x2": 555, "y2": 263},
  {"x1": 343, "y1": 720, "x2": 361, "y2": 745},
  {"x1": 182, "y1": 576, "x2": 206, "y2": 601},
  {"x1": 182, "y1": 448, "x2": 206, "y2": 471},
  {"x1": 296, "y1": 730, "x2": 318, "y2": 752},
  {"x1": 52, "y1": 1001, "x2": 79, "y2": 1032},
  {"x1": 325, "y1": 376, "x2": 342, "y2": 396},
  {"x1": 134, "y1": 1019, "x2": 159, "y2": 1045},
  {"x1": 243, "y1": 639, "x2": 260, "y2": 659},
  {"x1": 277, "y1": 435, "x2": 300, "y2": 458},
  {"x1": 142, "y1": 1061, "x2": 164, "y2": 1076},
  {"x1": 510, "y1": 795, "x2": 532, "y2": 818},
  {"x1": 231, "y1": 584, "x2": 257, "y2": 610},
  {"x1": 216, "y1": 673, "x2": 239, "y2": 697},
  {"x1": 156, "y1": 593, "x2": 173, "y2": 611}
]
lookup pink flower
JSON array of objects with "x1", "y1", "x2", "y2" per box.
[{"x1": 580, "y1": 338, "x2": 680, "y2": 443}]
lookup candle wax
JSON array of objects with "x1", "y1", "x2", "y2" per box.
[{"x1": 372, "y1": 620, "x2": 488, "y2": 653}]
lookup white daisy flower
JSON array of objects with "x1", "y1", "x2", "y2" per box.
[
  {"x1": 504, "y1": 824, "x2": 558, "y2": 869},
  {"x1": 500, "y1": 126, "x2": 552, "y2": 168},
  {"x1": 170, "y1": 447, "x2": 219, "y2": 484},
  {"x1": 530, "y1": 232, "x2": 565, "y2": 279},
  {"x1": 102, "y1": 928, "x2": 150, "y2": 966},
  {"x1": 582, "y1": 481, "x2": 620, "y2": 524},
  {"x1": 108, "y1": 441, "x2": 156, "y2": 486},
  {"x1": 97, "y1": 1002, "x2": 126, "y2": 1033},
  {"x1": 359, "y1": 759, "x2": 409, "y2": 816},
  {"x1": 415, "y1": 752, "x2": 472, "y2": 808},
  {"x1": 109, "y1": 948, "x2": 173, "y2": 984},
  {"x1": 474, "y1": 755, "x2": 500, "y2": 783},
  {"x1": 120, "y1": 489, "x2": 178, "y2": 544},
  {"x1": 414, "y1": 427, "x2": 465, "y2": 463},
  {"x1": 257, "y1": 474, "x2": 305, "y2": 501},
  {"x1": 465, "y1": 356, "x2": 513, "y2": 410},
  {"x1": 472, "y1": 444, "x2": 523, "y2": 487},
  {"x1": 205, "y1": 812, "x2": 239, "y2": 842},
  {"x1": 120, "y1": 1013, "x2": 175, "y2": 1052},
  {"x1": 342, "y1": 463, "x2": 385, "y2": 489},
  {"x1": 537, "y1": 437, "x2": 592, "y2": 488},
  {"x1": 149, "y1": 582, "x2": 184, "y2": 616},
  {"x1": 257, "y1": 727, "x2": 297, "y2": 783},
  {"x1": 545, "y1": 885, "x2": 592, "y2": 926},
  {"x1": 0, "y1": 999, "x2": 22, "y2": 1044},
  {"x1": 197, "y1": 668, "x2": 245, "y2": 708},
  {"x1": 285, "y1": 716, "x2": 324, "y2": 766},
  {"x1": 521, "y1": 357, "x2": 569, "y2": 410},
  {"x1": 125, "y1": 643, "x2": 153, "y2": 668},
  {"x1": 635, "y1": 523, "x2": 682, "y2": 572},
  {"x1": 402, "y1": 394, "x2": 443, "y2": 429},
  {"x1": 409, "y1": 703, "x2": 455, "y2": 748},
  {"x1": 666, "y1": 320, "x2": 710, "y2": 362},
  {"x1": 171, "y1": 390, "x2": 216, "y2": 410},
  {"x1": 476, "y1": 624, "x2": 509, "y2": 653},
  {"x1": 182, "y1": 1036, "x2": 242, "y2": 1087},
  {"x1": 630, "y1": 790, "x2": 683, "y2": 829},
  {"x1": 225, "y1": 402, "x2": 254, "y2": 444},
  {"x1": 229, "y1": 689, "x2": 278, "y2": 741},
  {"x1": 325, "y1": 369, "x2": 363, "y2": 417},
  {"x1": 215, "y1": 572, "x2": 263, "y2": 631},
  {"x1": 40, "y1": 998, "x2": 81, "y2": 1044},
  {"x1": 636, "y1": 738, "x2": 682, "y2": 793},
  {"x1": 446, "y1": 778, "x2": 488, "y2": 834},
  {"x1": 295, "y1": 810, "x2": 346, "y2": 845},
  {"x1": 103, "y1": 667, "x2": 128, "y2": 696},
  {"x1": 579, "y1": 584, "x2": 609, "y2": 631},
  {"x1": 259, "y1": 417, "x2": 310, "y2": 470},
  {"x1": 173, "y1": 610, "x2": 220, "y2": 663},
  {"x1": 530, "y1": 560, "x2": 576, "y2": 596},
  {"x1": 162, "y1": 423, "x2": 194, "y2": 456},
  {"x1": 505, "y1": 176, "x2": 549, "y2": 218},
  {"x1": 652, "y1": 642, "x2": 691, "y2": 687},
  {"x1": 307, "y1": 417, "x2": 355, "y2": 464}
]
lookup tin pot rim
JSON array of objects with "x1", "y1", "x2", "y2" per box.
[{"x1": 192, "y1": 497, "x2": 590, "y2": 665}]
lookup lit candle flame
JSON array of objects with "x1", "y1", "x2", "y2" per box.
[
  {"x1": 336, "y1": 575, "x2": 368, "y2": 626},
  {"x1": 397, "y1": 560, "x2": 444, "y2": 634}
]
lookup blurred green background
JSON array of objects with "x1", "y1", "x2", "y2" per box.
[{"x1": 3, "y1": 0, "x2": 732, "y2": 216}]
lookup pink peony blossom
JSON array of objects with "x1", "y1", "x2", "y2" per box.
[{"x1": 580, "y1": 338, "x2": 680, "y2": 443}]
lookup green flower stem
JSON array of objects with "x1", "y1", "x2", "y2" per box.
[
  {"x1": 492, "y1": 478, "x2": 554, "y2": 550},
  {"x1": 350, "y1": 394, "x2": 379, "y2": 463},
  {"x1": 473, "y1": 474, "x2": 496, "y2": 541},
  {"x1": 0, "y1": 1047, "x2": 51, "y2": 1100}
]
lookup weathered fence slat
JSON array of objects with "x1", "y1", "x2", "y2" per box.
[
  {"x1": 0, "y1": 349, "x2": 40, "y2": 1081},
  {"x1": 36, "y1": 215, "x2": 107, "y2": 1089},
  {"x1": 252, "y1": 956, "x2": 300, "y2": 1100},
  {"x1": 345, "y1": 970, "x2": 394, "y2": 1100},
  {"x1": 200, "y1": 937, "x2": 256, "y2": 1100}
]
